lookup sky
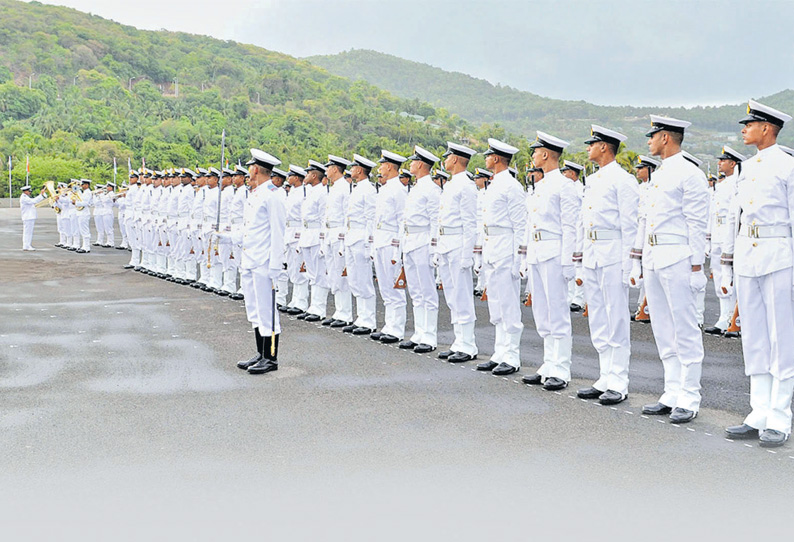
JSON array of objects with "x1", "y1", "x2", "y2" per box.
[{"x1": 35, "y1": 0, "x2": 794, "y2": 107}]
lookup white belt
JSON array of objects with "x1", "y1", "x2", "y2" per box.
[
  {"x1": 348, "y1": 220, "x2": 367, "y2": 230},
  {"x1": 178, "y1": 213, "x2": 190, "y2": 219},
  {"x1": 716, "y1": 215, "x2": 727, "y2": 225},
  {"x1": 376, "y1": 222, "x2": 399, "y2": 233},
  {"x1": 286, "y1": 220, "x2": 301, "y2": 227},
  {"x1": 326, "y1": 221, "x2": 344, "y2": 228},
  {"x1": 740, "y1": 224, "x2": 792, "y2": 238},
  {"x1": 404, "y1": 224, "x2": 430, "y2": 234},
  {"x1": 231, "y1": 218, "x2": 243, "y2": 225},
  {"x1": 586, "y1": 229, "x2": 621, "y2": 241},
  {"x1": 439, "y1": 225, "x2": 463, "y2": 235},
  {"x1": 647, "y1": 233, "x2": 688, "y2": 246},
  {"x1": 531, "y1": 230, "x2": 561, "y2": 242},
  {"x1": 483, "y1": 225, "x2": 512, "y2": 236},
  {"x1": 304, "y1": 220, "x2": 322, "y2": 229}
]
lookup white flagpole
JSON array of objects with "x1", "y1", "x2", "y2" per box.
[{"x1": 7, "y1": 156, "x2": 11, "y2": 208}]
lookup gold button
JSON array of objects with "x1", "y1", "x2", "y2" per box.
[
  {"x1": 753, "y1": 242, "x2": 758, "y2": 247},
  {"x1": 533, "y1": 208, "x2": 537, "y2": 212},
  {"x1": 588, "y1": 206, "x2": 592, "y2": 209}
]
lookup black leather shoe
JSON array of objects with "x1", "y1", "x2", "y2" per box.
[
  {"x1": 67, "y1": 247, "x2": 77, "y2": 251},
  {"x1": 543, "y1": 377, "x2": 568, "y2": 391},
  {"x1": 229, "y1": 293, "x2": 244, "y2": 300},
  {"x1": 725, "y1": 424, "x2": 760, "y2": 440},
  {"x1": 448, "y1": 352, "x2": 475, "y2": 362},
  {"x1": 286, "y1": 307, "x2": 304, "y2": 315},
  {"x1": 76, "y1": 249, "x2": 87, "y2": 253},
  {"x1": 380, "y1": 334, "x2": 399, "y2": 344},
  {"x1": 352, "y1": 327, "x2": 373, "y2": 335},
  {"x1": 570, "y1": 303, "x2": 583, "y2": 312},
  {"x1": 724, "y1": 331, "x2": 741, "y2": 339},
  {"x1": 704, "y1": 326, "x2": 724, "y2": 335},
  {"x1": 92, "y1": 242, "x2": 100, "y2": 247},
  {"x1": 115, "y1": 246, "x2": 126, "y2": 250},
  {"x1": 630, "y1": 312, "x2": 636, "y2": 321},
  {"x1": 577, "y1": 386, "x2": 602, "y2": 399},
  {"x1": 277, "y1": 304, "x2": 288, "y2": 312},
  {"x1": 599, "y1": 390, "x2": 626, "y2": 405},
  {"x1": 133, "y1": 266, "x2": 142, "y2": 271},
  {"x1": 438, "y1": 350, "x2": 454, "y2": 359},
  {"x1": 492, "y1": 362, "x2": 518, "y2": 376},
  {"x1": 473, "y1": 289, "x2": 483, "y2": 297},
  {"x1": 190, "y1": 282, "x2": 202, "y2": 289},
  {"x1": 237, "y1": 354, "x2": 262, "y2": 370},
  {"x1": 477, "y1": 361, "x2": 498, "y2": 371},
  {"x1": 321, "y1": 318, "x2": 334, "y2": 326},
  {"x1": 399, "y1": 340, "x2": 417, "y2": 349},
  {"x1": 304, "y1": 314, "x2": 321, "y2": 322},
  {"x1": 200, "y1": 285, "x2": 213, "y2": 291},
  {"x1": 123, "y1": 264, "x2": 134, "y2": 269},
  {"x1": 642, "y1": 402, "x2": 673, "y2": 415},
  {"x1": 216, "y1": 290, "x2": 230, "y2": 297},
  {"x1": 330, "y1": 320, "x2": 350, "y2": 328},
  {"x1": 342, "y1": 325, "x2": 356, "y2": 333},
  {"x1": 413, "y1": 343, "x2": 435, "y2": 354},
  {"x1": 669, "y1": 407, "x2": 697, "y2": 424},
  {"x1": 248, "y1": 360, "x2": 278, "y2": 375},
  {"x1": 759, "y1": 429, "x2": 789, "y2": 448},
  {"x1": 522, "y1": 374, "x2": 543, "y2": 385},
  {"x1": 165, "y1": 275, "x2": 175, "y2": 281},
  {"x1": 370, "y1": 332, "x2": 384, "y2": 341},
  {"x1": 295, "y1": 312, "x2": 308, "y2": 320}
]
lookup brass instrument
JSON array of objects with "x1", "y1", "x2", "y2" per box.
[{"x1": 35, "y1": 181, "x2": 61, "y2": 212}]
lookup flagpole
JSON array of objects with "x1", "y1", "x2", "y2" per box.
[
  {"x1": 25, "y1": 155, "x2": 30, "y2": 185},
  {"x1": 113, "y1": 157, "x2": 117, "y2": 186},
  {"x1": 7, "y1": 156, "x2": 11, "y2": 208}
]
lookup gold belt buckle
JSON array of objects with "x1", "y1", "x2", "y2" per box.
[
  {"x1": 749, "y1": 225, "x2": 760, "y2": 238},
  {"x1": 533, "y1": 231, "x2": 541, "y2": 242},
  {"x1": 587, "y1": 230, "x2": 596, "y2": 241},
  {"x1": 648, "y1": 234, "x2": 657, "y2": 246}
]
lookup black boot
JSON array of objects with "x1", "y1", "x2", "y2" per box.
[
  {"x1": 237, "y1": 328, "x2": 263, "y2": 370},
  {"x1": 249, "y1": 334, "x2": 279, "y2": 374}
]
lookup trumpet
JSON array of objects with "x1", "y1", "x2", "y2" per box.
[{"x1": 35, "y1": 181, "x2": 61, "y2": 211}]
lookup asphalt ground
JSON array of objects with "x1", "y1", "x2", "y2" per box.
[{"x1": 1, "y1": 209, "x2": 792, "y2": 541}]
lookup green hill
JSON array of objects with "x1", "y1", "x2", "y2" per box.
[
  {"x1": 308, "y1": 49, "x2": 794, "y2": 156},
  {"x1": 0, "y1": 0, "x2": 478, "y2": 194}
]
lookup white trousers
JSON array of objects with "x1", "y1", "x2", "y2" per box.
[
  {"x1": 286, "y1": 243, "x2": 309, "y2": 311},
  {"x1": 527, "y1": 258, "x2": 572, "y2": 381},
  {"x1": 375, "y1": 246, "x2": 406, "y2": 338},
  {"x1": 405, "y1": 245, "x2": 439, "y2": 344},
  {"x1": 710, "y1": 248, "x2": 736, "y2": 329},
  {"x1": 325, "y1": 238, "x2": 352, "y2": 321},
  {"x1": 484, "y1": 258, "x2": 523, "y2": 368},
  {"x1": 644, "y1": 259, "x2": 704, "y2": 412},
  {"x1": 78, "y1": 214, "x2": 91, "y2": 250},
  {"x1": 437, "y1": 249, "x2": 477, "y2": 356},
  {"x1": 22, "y1": 219, "x2": 36, "y2": 249},
  {"x1": 241, "y1": 266, "x2": 280, "y2": 335},
  {"x1": 583, "y1": 263, "x2": 631, "y2": 396},
  {"x1": 93, "y1": 214, "x2": 104, "y2": 244},
  {"x1": 345, "y1": 240, "x2": 376, "y2": 329},
  {"x1": 568, "y1": 278, "x2": 585, "y2": 307},
  {"x1": 303, "y1": 244, "x2": 329, "y2": 317}
]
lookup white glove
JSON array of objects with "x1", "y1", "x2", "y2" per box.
[
  {"x1": 431, "y1": 253, "x2": 440, "y2": 268},
  {"x1": 629, "y1": 260, "x2": 643, "y2": 288},
  {"x1": 574, "y1": 264, "x2": 584, "y2": 287},
  {"x1": 705, "y1": 239, "x2": 712, "y2": 259},
  {"x1": 621, "y1": 262, "x2": 631, "y2": 287},
  {"x1": 267, "y1": 267, "x2": 282, "y2": 281},
  {"x1": 391, "y1": 245, "x2": 401, "y2": 265},
  {"x1": 461, "y1": 257, "x2": 474, "y2": 271},
  {"x1": 561, "y1": 265, "x2": 575, "y2": 282},
  {"x1": 719, "y1": 265, "x2": 734, "y2": 298},
  {"x1": 690, "y1": 268, "x2": 707, "y2": 293},
  {"x1": 473, "y1": 259, "x2": 483, "y2": 275},
  {"x1": 512, "y1": 257, "x2": 522, "y2": 279}
]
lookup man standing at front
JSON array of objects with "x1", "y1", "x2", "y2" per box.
[
  {"x1": 19, "y1": 184, "x2": 46, "y2": 251},
  {"x1": 436, "y1": 142, "x2": 479, "y2": 362},
  {"x1": 371, "y1": 150, "x2": 408, "y2": 343},
  {"x1": 474, "y1": 138, "x2": 526, "y2": 376},
  {"x1": 323, "y1": 155, "x2": 354, "y2": 327},
  {"x1": 723, "y1": 100, "x2": 794, "y2": 447},
  {"x1": 521, "y1": 133, "x2": 580, "y2": 390},
  {"x1": 235, "y1": 149, "x2": 286, "y2": 375},
  {"x1": 630, "y1": 115, "x2": 709, "y2": 423},
  {"x1": 399, "y1": 145, "x2": 442, "y2": 353},
  {"x1": 575, "y1": 126, "x2": 639, "y2": 405}
]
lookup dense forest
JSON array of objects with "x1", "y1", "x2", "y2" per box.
[
  {"x1": 0, "y1": 0, "x2": 719, "y2": 195},
  {"x1": 0, "y1": 0, "x2": 495, "y2": 194},
  {"x1": 309, "y1": 49, "x2": 794, "y2": 156}
]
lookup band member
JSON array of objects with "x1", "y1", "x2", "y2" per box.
[{"x1": 19, "y1": 184, "x2": 46, "y2": 251}]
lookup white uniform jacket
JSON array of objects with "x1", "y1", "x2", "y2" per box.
[{"x1": 524, "y1": 168, "x2": 580, "y2": 266}]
